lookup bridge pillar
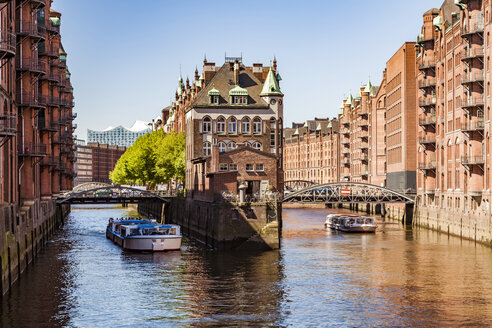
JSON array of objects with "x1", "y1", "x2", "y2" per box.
[
  {"x1": 404, "y1": 203, "x2": 414, "y2": 225},
  {"x1": 366, "y1": 204, "x2": 370, "y2": 214}
]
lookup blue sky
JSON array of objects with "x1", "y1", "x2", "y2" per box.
[{"x1": 52, "y1": 0, "x2": 442, "y2": 140}]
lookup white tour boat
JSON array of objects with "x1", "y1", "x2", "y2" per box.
[
  {"x1": 106, "y1": 218, "x2": 182, "y2": 251},
  {"x1": 325, "y1": 214, "x2": 377, "y2": 233}
]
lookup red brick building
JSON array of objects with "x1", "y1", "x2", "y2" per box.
[
  {"x1": 167, "y1": 57, "x2": 285, "y2": 201},
  {"x1": 74, "y1": 143, "x2": 126, "y2": 185},
  {"x1": 0, "y1": 0, "x2": 75, "y2": 208}
]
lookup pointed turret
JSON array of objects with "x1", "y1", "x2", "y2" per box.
[
  {"x1": 363, "y1": 81, "x2": 372, "y2": 93},
  {"x1": 260, "y1": 68, "x2": 283, "y2": 96}
]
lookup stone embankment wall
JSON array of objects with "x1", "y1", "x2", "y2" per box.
[
  {"x1": 414, "y1": 202, "x2": 492, "y2": 246},
  {"x1": 0, "y1": 200, "x2": 69, "y2": 295},
  {"x1": 139, "y1": 198, "x2": 281, "y2": 250}
]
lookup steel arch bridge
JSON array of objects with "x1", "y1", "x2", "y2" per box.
[
  {"x1": 282, "y1": 182, "x2": 415, "y2": 204},
  {"x1": 72, "y1": 182, "x2": 112, "y2": 192},
  {"x1": 57, "y1": 186, "x2": 173, "y2": 205},
  {"x1": 284, "y1": 180, "x2": 317, "y2": 190}
]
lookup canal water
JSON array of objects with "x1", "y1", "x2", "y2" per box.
[{"x1": 2, "y1": 206, "x2": 492, "y2": 327}]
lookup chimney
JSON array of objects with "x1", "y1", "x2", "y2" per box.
[
  {"x1": 273, "y1": 56, "x2": 277, "y2": 73},
  {"x1": 211, "y1": 144, "x2": 219, "y2": 172},
  {"x1": 253, "y1": 63, "x2": 263, "y2": 81},
  {"x1": 234, "y1": 59, "x2": 240, "y2": 85},
  {"x1": 195, "y1": 67, "x2": 199, "y2": 81},
  {"x1": 203, "y1": 61, "x2": 216, "y2": 85}
]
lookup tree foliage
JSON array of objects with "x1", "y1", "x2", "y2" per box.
[{"x1": 109, "y1": 130, "x2": 185, "y2": 189}]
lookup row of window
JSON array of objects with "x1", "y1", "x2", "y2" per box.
[
  {"x1": 203, "y1": 141, "x2": 262, "y2": 155},
  {"x1": 218, "y1": 163, "x2": 264, "y2": 172},
  {"x1": 202, "y1": 116, "x2": 264, "y2": 134}
]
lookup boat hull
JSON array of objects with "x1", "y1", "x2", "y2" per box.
[{"x1": 106, "y1": 228, "x2": 182, "y2": 251}]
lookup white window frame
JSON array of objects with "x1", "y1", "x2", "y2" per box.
[
  {"x1": 218, "y1": 141, "x2": 227, "y2": 153},
  {"x1": 228, "y1": 118, "x2": 237, "y2": 134},
  {"x1": 246, "y1": 164, "x2": 254, "y2": 172},
  {"x1": 252, "y1": 142, "x2": 262, "y2": 150},
  {"x1": 219, "y1": 163, "x2": 228, "y2": 172},
  {"x1": 255, "y1": 164, "x2": 264, "y2": 172},
  {"x1": 242, "y1": 118, "x2": 251, "y2": 134},
  {"x1": 203, "y1": 142, "x2": 211, "y2": 156},
  {"x1": 217, "y1": 117, "x2": 226, "y2": 134},
  {"x1": 203, "y1": 117, "x2": 212, "y2": 133},
  {"x1": 253, "y1": 118, "x2": 262, "y2": 134},
  {"x1": 229, "y1": 163, "x2": 238, "y2": 171},
  {"x1": 227, "y1": 141, "x2": 237, "y2": 151}
]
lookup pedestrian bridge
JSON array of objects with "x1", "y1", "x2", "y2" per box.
[
  {"x1": 57, "y1": 186, "x2": 175, "y2": 205},
  {"x1": 283, "y1": 181, "x2": 415, "y2": 204}
]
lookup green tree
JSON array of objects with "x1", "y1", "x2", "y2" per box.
[{"x1": 110, "y1": 130, "x2": 185, "y2": 189}]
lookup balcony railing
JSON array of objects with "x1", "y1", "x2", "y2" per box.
[
  {"x1": 0, "y1": 31, "x2": 16, "y2": 59},
  {"x1": 419, "y1": 97, "x2": 437, "y2": 108},
  {"x1": 461, "y1": 156, "x2": 485, "y2": 165},
  {"x1": 16, "y1": 58, "x2": 47, "y2": 74},
  {"x1": 72, "y1": 113, "x2": 77, "y2": 119},
  {"x1": 417, "y1": 34, "x2": 434, "y2": 43},
  {"x1": 341, "y1": 147, "x2": 350, "y2": 154},
  {"x1": 341, "y1": 128, "x2": 350, "y2": 135},
  {"x1": 459, "y1": 97, "x2": 485, "y2": 108},
  {"x1": 41, "y1": 155, "x2": 57, "y2": 166},
  {"x1": 39, "y1": 44, "x2": 58, "y2": 57},
  {"x1": 360, "y1": 142, "x2": 369, "y2": 149},
  {"x1": 17, "y1": 92, "x2": 46, "y2": 108},
  {"x1": 38, "y1": 118, "x2": 58, "y2": 132},
  {"x1": 461, "y1": 71, "x2": 484, "y2": 84},
  {"x1": 461, "y1": 22, "x2": 484, "y2": 37},
  {"x1": 359, "y1": 130, "x2": 369, "y2": 138},
  {"x1": 341, "y1": 158, "x2": 350, "y2": 165},
  {"x1": 18, "y1": 142, "x2": 46, "y2": 157},
  {"x1": 357, "y1": 108, "x2": 369, "y2": 116},
  {"x1": 61, "y1": 99, "x2": 75, "y2": 107},
  {"x1": 418, "y1": 115, "x2": 437, "y2": 127},
  {"x1": 461, "y1": 120, "x2": 484, "y2": 132},
  {"x1": 0, "y1": 113, "x2": 17, "y2": 136},
  {"x1": 419, "y1": 136, "x2": 436, "y2": 144},
  {"x1": 418, "y1": 60, "x2": 436, "y2": 71},
  {"x1": 16, "y1": 21, "x2": 46, "y2": 39},
  {"x1": 72, "y1": 123, "x2": 77, "y2": 130},
  {"x1": 46, "y1": 22, "x2": 60, "y2": 34},
  {"x1": 47, "y1": 96, "x2": 61, "y2": 107},
  {"x1": 358, "y1": 119, "x2": 368, "y2": 127},
  {"x1": 418, "y1": 79, "x2": 436, "y2": 89},
  {"x1": 418, "y1": 161, "x2": 437, "y2": 170},
  {"x1": 42, "y1": 72, "x2": 62, "y2": 83},
  {"x1": 461, "y1": 47, "x2": 484, "y2": 61}
]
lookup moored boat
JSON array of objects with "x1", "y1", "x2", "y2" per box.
[
  {"x1": 325, "y1": 214, "x2": 377, "y2": 233},
  {"x1": 106, "y1": 218, "x2": 182, "y2": 251}
]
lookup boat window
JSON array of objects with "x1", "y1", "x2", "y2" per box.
[
  {"x1": 357, "y1": 218, "x2": 364, "y2": 224},
  {"x1": 170, "y1": 228, "x2": 176, "y2": 235}
]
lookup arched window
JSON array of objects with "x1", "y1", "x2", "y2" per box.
[
  {"x1": 241, "y1": 117, "x2": 251, "y2": 134},
  {"x1": 244, "y1": 141, "x2": 251, "y2": 148},
  {"x1": 202, "y1": 117, "x2": 211, "y2": 133},
  {"x1": 227, "y1": 141, "x2": 237, "y2": 151},
  {"x1": 218, "y1": 141, "x2": 227, "y2": 153},
  {"x1": 252, "y1": 141, "x2": 262, "y2": 150},
  {"x1": 203, "y1": 142, "x2": 211, "y2": 156},
  {"x1": 228, "y1": 117, "x2": 237, "y2": 134},
  {"x1": 217, "y1": 117, "x2": 226, "y2": 134},
  {"x1": 253, "y1": 117, "x2": 262, "y2": 134}
]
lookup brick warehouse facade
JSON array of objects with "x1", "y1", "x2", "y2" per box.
[
  {"x1": 282, "y1": 0, "x2": 492, "y2": 245},
  {"x1": 415, "y1": 0, "x2": 492, "y2": 244},
  {"x1": 0, "y1": 0, "x2": 75, "y2": 294}
]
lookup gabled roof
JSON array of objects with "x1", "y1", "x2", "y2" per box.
[
  {"x1": 190, "y1": 62, "x2": 270, "y2": 110},
  {"x1": 260, "y1": 68, "x2": 283, "y2": 96}
]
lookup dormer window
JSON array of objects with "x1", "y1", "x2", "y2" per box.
[
  {"x1": 208, "y1": 88, "x2": 220, "y2": 105},
  {"x1": 232, "y1": 96, "x2": 247, "y2": 105},
  {"x1": 229, "y1": 85, "x2": 248, "y2": 105}
]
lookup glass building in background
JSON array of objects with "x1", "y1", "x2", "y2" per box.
[{"x1": 87, "y1": 121, "x2": 151, "y2": 147}]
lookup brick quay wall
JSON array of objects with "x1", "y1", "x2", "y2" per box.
[
  {"x1": 139, "y1": 198, "x2": 281, "y2": 251},
  {"x1": 0, "y1": 201, "x2": 70, "y2": 295}
]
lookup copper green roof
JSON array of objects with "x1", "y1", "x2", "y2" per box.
[
  {"x1": 356, "y1": 89, "x2": 362, "y2": 98},
  {"x1": 49, "y1": 17, "x2": 61, "y2": 26},
  {"x1": 363, "y1": 81, "x2": 372, "y2": 93},
  {"x1": 229, "y1": 85, "x2": 248, "y2": 96},
  {"x1": 345, "y1": 94, "x2": 354, "y2": 106},
  {"x1": 433, "y1": 15, "x2": 442, "y2": 30},
  {"x1": 293, "y1": 128, "x2": 299, "y2": 136},
  {"x1": 177, "y1": 76, "x2": 183, "y2": 96},
  {"x1": 208, "y1": 88, "x2": 219, "y2": 96},
  {"x1": 316, "y1": 123, "x2": 322, "y2": 131},
  {"x1": 260, "y1": 68, "x2": 283, "y2": 96},
  {"x1": 327, "y1": 121, "x2": 332, "y2": 129},
  {"x1": 60, "y1": 55, "x2": 67, "y2": 61}
]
